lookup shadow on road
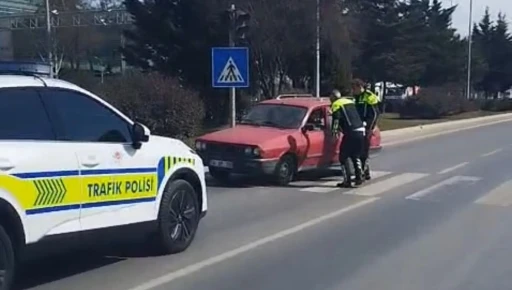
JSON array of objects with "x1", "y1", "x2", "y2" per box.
[
  {"x1": 206, "y1": 169, "x2": 342, "y2": 189},
  {"x1": 14, "y1": 239, "x2": 162, "y2": 290}
]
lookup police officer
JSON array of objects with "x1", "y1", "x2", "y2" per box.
[
  {"x1": 351, "y1": 79, "x2": 380, "y2": 180},
  {"x1": 330, "y1": 89, "x2": 366, "y2": 188}
]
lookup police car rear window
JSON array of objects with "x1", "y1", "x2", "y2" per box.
[{"x1": 0, "y1": 88, "x2": 55, "y2": 140}]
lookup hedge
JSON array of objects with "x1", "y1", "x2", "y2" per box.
[{"x1": 62, "y1": 71, "x2": 205, "y2": 140}]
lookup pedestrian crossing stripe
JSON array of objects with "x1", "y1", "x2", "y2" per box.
[{"x1": 217, "y1": 57, "x2": 244, "y2": 83}]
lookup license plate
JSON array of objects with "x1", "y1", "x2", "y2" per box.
[{"x1": 210, "y1": 160, "x2": 233, "y2": 168}]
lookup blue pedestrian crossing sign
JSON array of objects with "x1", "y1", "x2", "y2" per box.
[{"x1": 212, "y1": 47, "x2": 249, "y2": 88}]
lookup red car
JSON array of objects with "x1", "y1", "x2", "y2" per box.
[{"x1": 195, "y1": 95, "x2": 382, "y2": 185}]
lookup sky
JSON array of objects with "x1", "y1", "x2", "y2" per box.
[{"x1": 449, "y1": 0, "x2": 512, "y2": 35}]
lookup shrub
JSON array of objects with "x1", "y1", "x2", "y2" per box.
[
  {"x1": 480, "y1": 99, "x2": 512, "y2": 112},
  {"x1": 67, "y1": 71, "x2": 204, "y2": 140},
  {"x1": 399, "y1": 83, "x2": 476, "y2": 119}
]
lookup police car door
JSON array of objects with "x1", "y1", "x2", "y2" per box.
[
  {"x1": 39, "y1": 88, "x2": 157, "y2": 231},
  {"x1": 0, "y1": 87, "x2": 82, "y2": 241}
]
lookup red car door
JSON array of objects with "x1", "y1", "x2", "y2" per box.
[
  {"x1": 325, "y1": 107, "x2": 342, "y2": 165},
  {"x1": 300, "y1": 106, "x2": 334, "y2": 169}
]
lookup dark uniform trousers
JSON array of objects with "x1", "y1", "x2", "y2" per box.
[
  {"x1": 339, "y1": 130, "x2": 365, "y2": 179},
  {"x1": 361, "y1": 131, "x2": 371, "y2": 169}
]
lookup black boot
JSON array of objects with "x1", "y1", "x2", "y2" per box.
[
  {"x1": 363, "y1": 159, "x2": 371, "y2": 180},
  {"x1": 353, "y1": 158, "x2": 364, "y2": 186},
  {"x1": 337, "y1": 163, "x2": 352, "y2": 188}
]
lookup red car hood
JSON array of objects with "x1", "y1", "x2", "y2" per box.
[{"x1": 198, "y1": 125, "x2": 295, "y2": 146}]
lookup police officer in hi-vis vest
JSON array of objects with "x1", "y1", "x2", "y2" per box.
[
  {"x1": 351, "y1": 79, "x2": 380, "y2": 180},
  {"x1": 329, "y1": 89, "x2": 366, "y2": 188}
]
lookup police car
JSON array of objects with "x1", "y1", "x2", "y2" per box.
[{"x1": 0, "y1": 62, "x2": 207, "y2": 289}]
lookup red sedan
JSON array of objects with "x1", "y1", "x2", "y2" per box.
[{"x1": 195, "y1": 95, "x2": 382, "y2": 185}]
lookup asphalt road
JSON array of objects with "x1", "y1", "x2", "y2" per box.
[{"x1": 17, "y1": 120, "x2": 512, "y2": 290}]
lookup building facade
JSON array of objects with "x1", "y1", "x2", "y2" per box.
[
  {"x1": 0, "y1": 0, "x2": 40, "y2": 60},
  {"x1": 0, "y1": 0, "x2": 39, "y2": 14}
]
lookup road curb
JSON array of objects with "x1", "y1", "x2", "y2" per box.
[
  {"x1": 381, "y1": 112, "x2": 512, "y2": 137},
  {"x1": 381, "y1": 112, "x2": 512, "y2": 146}
]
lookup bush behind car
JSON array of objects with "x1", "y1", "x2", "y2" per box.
[
  {"x1": 63, "y1": 71, "x2": 205, "y2": 140},
  {"x1": 397, "y1": 83, "x2": 512, "y2": 118}
]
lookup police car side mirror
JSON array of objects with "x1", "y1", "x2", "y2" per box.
[{"x1": 132, "y1": 122, "x2": 150, "y2": 149}]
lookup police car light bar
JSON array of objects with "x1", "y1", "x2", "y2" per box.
[{"x1": 0, "y1": 61, "x2": 51, "y2": 77}]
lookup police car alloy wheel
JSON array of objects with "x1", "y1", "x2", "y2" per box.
[
  {"x1": 0, "y1": 225, "x2": 14, "y2": 290},
  {"x1": 155, "y1": 180, "x2": 200, "y2": 254}
]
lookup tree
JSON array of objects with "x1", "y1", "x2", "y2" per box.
[
  {"x1": 473, "y1": 9, "x2": 512, "y2": 97},
  {"x1": 122, "y1": 0, "x2": 221, "y2": 89},
  {"x1": 487, "y1": 13, "x2": 512, "y2": 95},
  {"x1": 420, "y1": 0, "x2": 464, "y2": 85},
  {"x1": 348, "y1": 0, "x2": 402, "y2": 84},
  {"x1": 392, "y1": 0, "x2": 430, "y2": 87},
  {"x1": 390, "y1": 0, "x2": 464, "y2": 87}
]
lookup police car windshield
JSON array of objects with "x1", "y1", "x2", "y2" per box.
[{"x1": 241, "y1": 104, "x2": 307, "y2": 129}]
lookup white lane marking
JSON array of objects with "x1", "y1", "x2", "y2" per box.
[
  {"x1": 127, "y1": 198, "x2": 379, "y2": 290},
  {"x1": 300, "y1": 171, "x2": 392, "y2": 193},
  {"x1": 301, "y1": 181, "x2": 340, "y2": 193},
  {"x1": 437, "y1": 162, "x2": 469, "y2": 174},
  {"x1": 481, "y1": 148, "x2": 502, "y2": 157},
  {"x1": 406, "y1": 175, "x2": 481, "y2": 200},
  {"x1": 475, "y1": 180, "x2": 512, "y2": 207},
  {"x1": 345, "y1": 172, "x2": 428, "y2": 196},
  {"x1": 361, "y1": 170, "x2": 393, "y2": 179}
]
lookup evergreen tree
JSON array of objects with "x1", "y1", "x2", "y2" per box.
[
  {"x1": 473, "y1": 9, "x2": 512, "y2": 96},
  {"x1": 348, "y1": 0, "x2": 401, "y2": 84},
  {"x1": 393, "y1": 0, "x2": 463, "y2": 86},
  {"x1": 393, "y1": 0, "x2": 430, "y2": 87},
  {"x1": 421, "y1": 0, "x2": 464, "y2": 85},
  {"x1": 122, "y1": 0, "x2": 220, "y2": 88},
  {"x1": 489, "y1": 13, "x2": 512, "y2": 94}
]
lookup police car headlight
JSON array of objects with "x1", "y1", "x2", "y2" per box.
[
  {"x1": 244, "y1": 147, "x2": 252, "y2": 155},
  {"x1": 253, "y1": 148, "x2": 260, "y2": 156}
]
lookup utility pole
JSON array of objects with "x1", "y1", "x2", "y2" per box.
[
  {"x1": 466, "y1": 0, "x2": 473, "y2": 99},
  {"x1": 315, "y1": 0, "x2": 320, "y2": 97},
  {"x1": 228, "y1": 4, "x2": 236, "y2": 128},
  {"x1": 45, "y1": 0, "x2": 53, "y2": 78}
]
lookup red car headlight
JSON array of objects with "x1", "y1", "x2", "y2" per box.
[{"x1": 244, "y1": 146, "x2": 261, "y2": 157}]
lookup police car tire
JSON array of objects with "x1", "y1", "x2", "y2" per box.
[
  {"x1": 0, "y1": 225, "x2": 14, "y2": 290},
  {"x1": 155, "y1": 179, "x2": 200, "y2": 254}
]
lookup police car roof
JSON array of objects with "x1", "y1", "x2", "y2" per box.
[
  {"x1": 260, "y1": 97, "x2": 330, "y2": 108},
  {"x1": 0, "y1": 74, "x2": 85, "y2": 92}
]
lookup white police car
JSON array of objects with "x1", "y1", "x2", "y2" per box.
[{"x1": 0, "y1": 62, "x2": 207, "y2": 289}]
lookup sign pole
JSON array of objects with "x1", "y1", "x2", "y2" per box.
[
  {"x1": 229, "y1": 4, "x2": 236, "y2": 128},
  {"x1": 211, "y1": 9, "x2": 249, "y2": 124}
]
